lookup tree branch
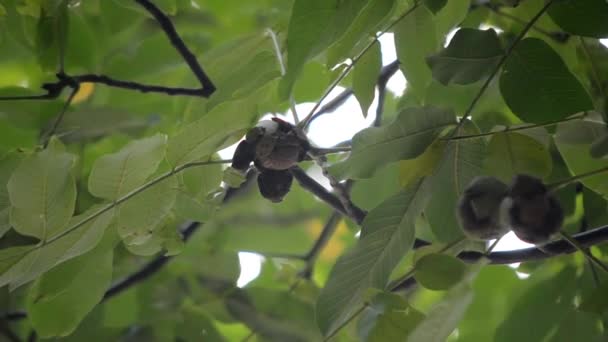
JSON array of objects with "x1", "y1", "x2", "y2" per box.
[{"x1": 0, "y1": 0, "x2": 215, "y2": 101}]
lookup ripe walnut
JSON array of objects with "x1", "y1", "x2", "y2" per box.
[
  {"x1": 505, "y1": 174, "x2": 564, "y2": 244},
  {"x1": 457, "y1": 176, "x2": 511, "y2": 240},
  {"x1": 231, "y1": 118, "x2": 309, "y2": 202}
]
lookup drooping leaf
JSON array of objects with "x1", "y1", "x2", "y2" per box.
[
  {"x1": 316, "y1": 181, "x2": 428, "y2": 336},
  {"x1": 327, "y1": 0, "x2": 396, "y2": 67},
  {"x1": 394, "y1": 5, "x2": 437, "y2": 98},
  {"x1": 278, "y1": 0, "x2": 339, "y2": 99},
  {"x1": 407, "y1": 261, "x2": 486, "y2": 342},
  {"x1": 548, "y1": 0, "x2": 608, "y2": 38},
  {"x1": 353, "y1": 41, "x2": 381, "y2": 116},
  {"x1": 329, "y1": 106, "x2": 455, "y2": 180},
  {"x1": 88, "y1": 134, "x2": 166, "y2": 200},
  {"x1": 499, "y1": 38, "x2": 593, "y2": 123},
  {"x1": 484, "y1": 131, "x2": 552, "y2": 182},
  {"x1": 0, "y1": 205, "x2": 114, "y2": 290},
  {"x1": 27, "y1": 230, "x2": 115, "y2": 338},
  {"x1": 426, "y1": 28, "x2": 503, "y2": 85},
  {"x1": 425, "y1": 122, "x2": 486, "y2": 242},
  {"x1": 414, "y1": 253, "x2": 467, "y2": 291},
  {"x1": 8, "y1": 145, "x2": 76, "y2": 240}
]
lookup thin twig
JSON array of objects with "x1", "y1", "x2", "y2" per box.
[
  {"x1": 266, "y1": 28, "x2": 300, "y2": 124},
  {"x1": 298, "y1": 2, "x2": 421, "y2": 129},
  {"x1": 41, "y1": 85, "x2": 79, "y2": 148},
  {"x1": 447, "y1": 112, "x2": 587, "y2": 141},
  {"x1": 133, "y1": 0, "x2": 215, "y2": 95},
  {"x1": 299, "y1": 212, "x2": 342, "y2": 278},
  {"x1": 306, "y1": 60, "x2": 400, "y2": 126},
  {"x1": 0, "y1": 0, "x2": 216, "y2": 101},
  {"x1": 485, "y1": 4, "x2": 569, "y2": 43}
]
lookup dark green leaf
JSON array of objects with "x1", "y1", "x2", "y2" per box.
[
  {"x1": 548, "y1": 0, "x2": 608, "y2": 38},
  {"x1": 499, "y1": 38, "x2": 593, "y2": 123},
  {"x1": 27, "y1": 231, "x2": 114, "y2": 338},
  {"x1": 427, "y1": 28, "x2": 503, "y2": 85},
  {"x1": 423, "y1": 0, "x2": 447, "y2": 14}
]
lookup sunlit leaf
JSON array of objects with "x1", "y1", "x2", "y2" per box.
[
  {"x1": 8, "y1": 144, "x2": 76, "y2": 240},
  {"x1": 329, "y1": 106, "x2": 455, "y2": 180},
  {"x1": 88, "y1": 134, "x2": 166, "y2": 200}
]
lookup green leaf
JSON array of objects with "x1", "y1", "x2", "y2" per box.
[
  {"x1": 27, "y1": 231, "x2": 114, "y2": 338},
  {"x1": 0, "y1": 4, "x2": 6, "y2": 16},
  {"x1": 484, "y1": 131, "x2": 552, "y2": 183},
  {"x1": 548, "y1": 0, "x2": 608, "y2": 38},
  {"x1": 423, "y1": 0, "x2": 447, "y2": 14},
  {"x1": 394, "y1": 5, "x2": 437, "y2": 98},
  {"x1": 495, "y1": 266, "x2": 577, "y2": 342},
  {"x1": 0, "y1": 152, "x2": 24, "y2": 238},
  {"x1": 316, "y1": 181, "x2": 428, "y2": 336},
  {"x1": 499, "y1": 38, "x2": 593, "y2": 124},
  {"x1": 278, "y1": 0, "x2": 339, "y2": 99},
  {"x1": 579, "y1": 281, "x2": 608, "y2": 314},
  {"x1": 425, "y1": 123, "x2": 486, "y2": 242},
  {"x1": 590, "y1": 131, "x2": 608, "y2": 159},
  {"x1": 426, "y1": 28, "x2": 503, "y2": 85},
  {"x1": 0, "y1": 205, "x2": 114, "y2": 290},
  {"x1": 329, "y1": 106, "x2": 455, "y2": 179},
  {"x1": 414, "y1": 253, "x2": 466, "y2": 291},
  {"x1": 399, "y1": 140, "x2": 445, "y2": 188},
  {"x1": 434, "y1": 0, "x2": 471, "y2": 44},
  {"x1": 117, "y1": 176, "x2": 177, "y2": 248},
  {"x1": 555, "y1": 120, "x2": 608, "y2": 198},
  {"x1": 327, "y1": 0, "x2": 396, "y2": 67},
  {"x1": 353, "y1": 41, "x2": 381, "y2": 116},
  {"x1": 358, "y1": 292, "x2": 425, "y2": 342},
  {"x1": 407, "y1": 262, "x2": 485, "y2": 342},
  {"x1": 88, "y1": 134, "x2": 166, "y2": 200},
  {"x1": 166, "y1": 97, "x2": 260, "y2": 167},
  {"x1": 35, "y1": 0, "x2": 69, "y2": 72},
  {"x1": 8, "y1": 146, "x2": 76, "y2": 240}
]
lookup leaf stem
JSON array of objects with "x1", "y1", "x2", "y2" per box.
[
  {"x1": 324, "y1": 304, "x2": 368, "y2": 341},
  {"x1": 446, "y1": 112, "x2": 587, "y2": 141},
  {"x1": 266, "y1": 28, "x2": 300, "y2": 124}
]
